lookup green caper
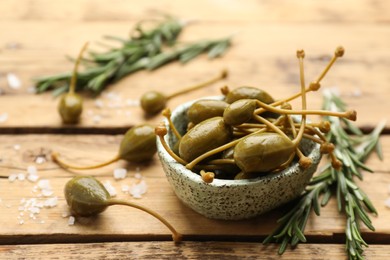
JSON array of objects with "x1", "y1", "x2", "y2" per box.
[
  {"x1": 64, "y1": 176, "x2": 182, "y2": 242},
  {"x1": 223, "y1": 99, "x2": 257, "y2": 126},
  {"x1": 140, "y1": 70, "x2": 228, "y2": 115},
  {"x1": 58, "y1": 43, "x2": 88, "y2": 124},
  {"x1": 179, "y1": 117, "x2": 233, "y2": 162},
  {"x1": 187, "y1": 99, "x2": 228, "y2": 124},
  {"x1": 234, "y1": 132, "x2": 295, "y2": 173},
  {"x1": 52, "y1": 124, "x2": 157, "y2": 170},
  {"x1": 140, "y1": 91, "x2": 167, "y2": 115},
  {"x1": 225, "y1": 86, "x2": 274, "y2": 104},
  {"x1": 65, "y1": 175, "x2": 110, "y2": 216},
  {"x1": 58, "y1": 93, "x2": 83, "y2": 124},
  {"x1": 119, "y1": 124, "x2": 157, "y2": 162}
]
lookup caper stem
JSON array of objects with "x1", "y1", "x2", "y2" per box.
[
  {"x1": 107, "y1": 199, "x2": 182, "y2": 243},
  {"x1": 292, "y1": 50, "x2": 307, "y2": 147},
  {"x1": 165, "y1": 69, "x2": 228, "y2": 100},
  {"x1": 69, "y1": 42, "x2": 89, "y2": 94},
  {"x1": 254, "y1": 100, "x2": 356, "y2": 121},
  {"x1": 206, "y1": 158, "x2": 236, "y2": 165},
  {"x1": 255, "y1": 47, "x2": 344, "y2": 116},
  {"x1": 252, "y1": 114, "x2": 292, "y2": 143},
  {"x1": 314, "y1": 46, "x2": 344, "y2": 84},
  {"x1": 162, "y1": 108, "x2": 181, "y2": 140},
  {"x1": 200, "y1": 170, "x2": 215, "y2": 183},
  {"x1": 155, "y1": 127, "x2": 187, "y2": 165},
  {"x1": 52, "y1": 152, "x2": 120, "y2": 170}
]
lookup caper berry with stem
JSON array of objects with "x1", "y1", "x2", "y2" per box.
[
  {"x1": 159, "y1": 46, "x2": 351, "y2": 181},
  {"x1": 58, "y1": 42, "x2": 89, "y2": 124},
  {"x1": 140, "y1": 69, "x2": 228, "y2": 115},
  {"x1": 52, "y1": 124, "x2": 157, "y2": 170},
  {"x1": 233, "y1": 50, "x2": 310, "y2": 173},
  {"x1": 65, "y1": 176, "x2": 182, "y2": 242}
]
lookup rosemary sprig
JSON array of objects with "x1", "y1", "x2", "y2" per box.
[
  {"x1": 264, "y1": 90, "x2": 385, "y2": 260},
  {"x1": 34, "y1": 16, "x2": 232, "y2": 95}
]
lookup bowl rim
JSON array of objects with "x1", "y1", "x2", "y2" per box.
[{"x1": 157, "y1": 96, "x2": 321, "y2": 187}]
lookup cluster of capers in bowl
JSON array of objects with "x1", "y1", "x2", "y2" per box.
[{"x1": 156, "y1": 47, "x2": 355, "y2": 183}]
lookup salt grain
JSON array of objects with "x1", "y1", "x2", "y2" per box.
[
  {"x1": 7, "y1": 73, "x2": 21, "y2": 89},
  {"x1": 103, "y1": 181, "x2": 117, "y2": 197},
  {"x1": 44, "y1": 197, "x2": 58, "y2": 208},
  {"x1": 129, "y1": 180, "x2": 147, "y2": 199},
  {"x1": 0, "y1": 113, "x2": 8, "y2": 123},
  {"x1": 17, "y1": 173, "x2": 25, "y2": 181},
  {"x1": 41, "y1": 189, "x2": 53, "y2": 197},
  {"x1": 13, "y1": 144, "x2": 21, "y2": 151},
  {"x1": 8, "y1": 174, "x2": 17, "y2": 182},
  {"x1": 68, "y1": 216, "x2": 76, "y2": 225},
  {"x1": 27, "y1": 174, "x2": 39, "y2": 183},
  {"x1": 27, "y1": 165, "x2": 38, "y2": 175},
  {"x1": 113, "y1": 168, "x2": 127, "y2": 180},
  {"x1": 38, "y1": 179, "x2": 51, "y2": 190}
]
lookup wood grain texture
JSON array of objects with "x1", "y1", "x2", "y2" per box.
[
  {"x1": 0, "y1": 0, "x2": 389, "y2": 258},
  {"x1": 0, "y1": 242, "x2": 389, "y2": 260},
  {"x1": 0, "y1": 1, "x2": 389, "y2": 130},
  {"x1": 0, "y1": 134, "x2": 389, "y2": 244}
]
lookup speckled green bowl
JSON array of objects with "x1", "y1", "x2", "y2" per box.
[{"x1": 157, "y1": 97, "x2": 322, "y2": 220}]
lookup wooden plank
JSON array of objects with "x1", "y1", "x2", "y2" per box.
[
  {"x1": 0, "y1": 0, "x2": 389, "y2": 23},
  {"x1": 0, "y1": 134, "x2": 389, "y2": 243},
  {"x1": 0, "y1": 242, "x2": 389, "y2": 260},
  {"x1": 0, "y1": 22, "x2": 389, "y2": 130}
]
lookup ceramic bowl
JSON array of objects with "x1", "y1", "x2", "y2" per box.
[{"x1": 156, "y1": 97, "x2": 322, "y2": 220}]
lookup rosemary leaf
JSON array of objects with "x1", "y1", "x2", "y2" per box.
[
  {"x1": 264, "y1": 90, "x2": 384, "y2": 260},
  {"x1": 34, "y1": 16, "x2": 232, "y2": 95}
]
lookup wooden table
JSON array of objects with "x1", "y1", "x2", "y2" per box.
[{"x1": 0, "y1": 1, "x2": 389, "y2": 259}]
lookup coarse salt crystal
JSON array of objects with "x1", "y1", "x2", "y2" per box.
[
  {"x1": 27, "y1": 174, "x2": 39, "y2": 183},
  {"x1": 113, "y1": 168, "x2": 127, "y2": 180},
  {"x1": 103, "y1": 181, "x2": 117, "y2": 197},
  {"x1": 17, "y1": 173, "x2": 25, "y2": 181},
  {"x1": 37, "y1": 179, "x2": 51, "y2": 190},
  {"x1": 27, "y1": 165, "x2": 38, "y2": 175},
  {"x1": 7, "y1": 73, "x2": 21, "y2": 89},
  {"x1": 0, "y1": 113, "x2": 8, "y2": 123},
  {"x1": 35, "y1": 156, "x2": 46, "y2": 164},
  {"x1": 8, "y1": 174, "x2": 17, "y2": 182},
  {"x1": 68, "y1": 216, "x2": 76, "y2": 225},
  {"x1": 44, "y1": 197, "x2": 58, "y2": 208},
  {"x1": 41, "y1": 189, "x2": 53, "y2": 197},
  {"x1": 385, "y1": 197, "x2": 390, "y2": 209},
  {"x1": 13, "y1": 144, "x2": 21, "y2": 150},
  {"x1": 134, "y1": 172, "x2": 142, "y2": 179},
  {"x1": 129, "y1": 180, "x2": 147, "y2": 199}
]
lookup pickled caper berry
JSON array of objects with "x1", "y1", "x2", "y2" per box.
[
  {"x1": 53, "y1": 124, "x2": 157, "y2": 170},
  {"x1": 58, "y1": 43, "x2": 88, "y2": 124},
  {"x1": 64, "y1": 176, "x2": 182, "y2": 242}
]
